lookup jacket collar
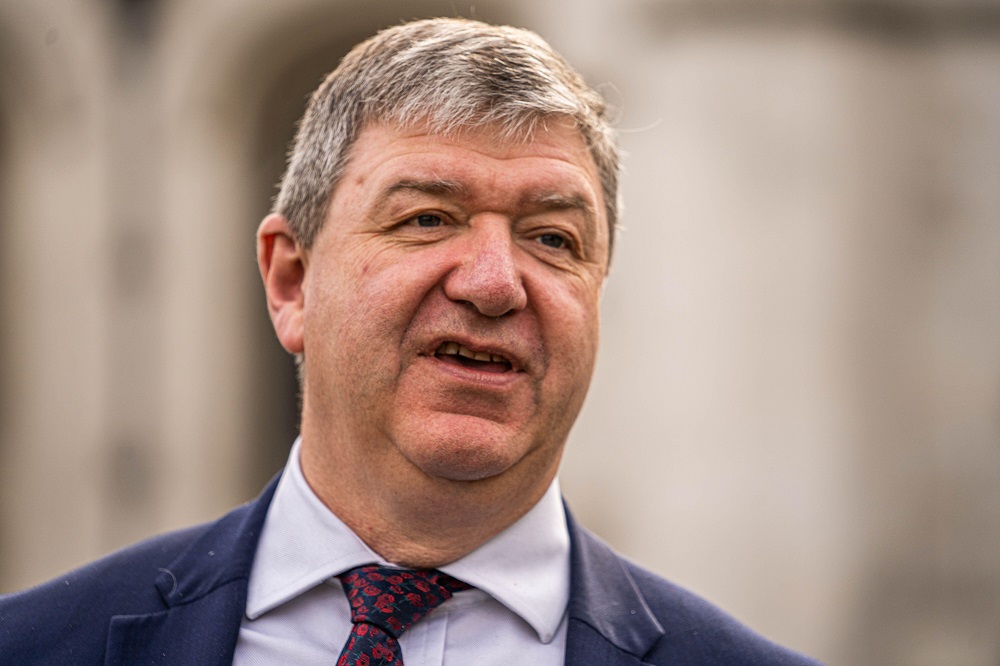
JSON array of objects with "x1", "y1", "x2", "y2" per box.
[
  {"x1": 103, "y1": 478, "x2": 660, "y2": 665},
  {"x1": 153, "y1": 476, "x2": 279, "y2": 608},
  {"x1": 104, "y1": 477, "x2": 279, "y2": 665},
  {"x1": 564, "y1": 508, "x2": 665, "y2": 665}
]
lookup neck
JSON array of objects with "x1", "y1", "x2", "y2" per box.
[{"x1": 298, "y1": 426, "x2": 559, "y2": 568}]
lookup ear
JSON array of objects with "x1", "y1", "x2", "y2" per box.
[{"x1": 257, "y1": 213, "x2": 306, "y2": 354}]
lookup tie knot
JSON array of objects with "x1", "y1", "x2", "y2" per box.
[{"x1": 338, "y1": 565, "x2": 470, "y2": 638}]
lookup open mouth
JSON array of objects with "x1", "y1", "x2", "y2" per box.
[{"x1": 434, "y1": 341, "x2": 514, "y2": 374}]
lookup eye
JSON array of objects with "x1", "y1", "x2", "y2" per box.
[
  {"x1": 537, "y1": 233, "x2": 568, "y2": 249},
  {"x1": 411, "y1": 213, "x2": 443, "y2": 228}
]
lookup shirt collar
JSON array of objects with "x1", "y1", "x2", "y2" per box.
[
  {"x1": 437, "y1": 477, "x2": 570, "y2": 642},
  {"x1": 245, "y1": 437, "x2": 382, "y2": 619},
  {"x1": 245, "y1": 437, "x2": 570, "y2": 643}
]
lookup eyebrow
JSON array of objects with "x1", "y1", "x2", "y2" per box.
[
  {"x1": 520, "y1": 192, "x2": 596, "y2": 220},
  {"x1": 376, "y1": 178, "x2": 598, "y2": 237},
  {"x1": 382, "y1": 179, "x2": 471, "y2": 200}
]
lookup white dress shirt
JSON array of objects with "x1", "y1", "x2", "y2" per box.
[{"x1": 232, "y1": 438, "x2": 570, "y2": 665}]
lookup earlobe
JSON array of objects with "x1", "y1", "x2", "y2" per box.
[{"x1": 257, "y1": 213, "x2": 306, "y2": 354}]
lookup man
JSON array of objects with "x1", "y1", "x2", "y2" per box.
[{"x1": 0, "y1": 18, "x2": 821, "y2": 665}]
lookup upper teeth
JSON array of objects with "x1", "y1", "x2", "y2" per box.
[{"x1": 438, "y1": 342, "x2": 508, "y2": 364}]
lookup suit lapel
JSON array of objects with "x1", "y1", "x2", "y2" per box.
[
  {"x1": 99, "y1": 482, "x2": 660, "y2": 664},
  {"x1": 105, "y1": 580, "x2": 247, "y2": 665},
  {"x1": 564, "y1": 509, "x2": 665, "y2": 666},
  {"x1": 103, "y1": 477, "x2": 279, "y2": 665}
]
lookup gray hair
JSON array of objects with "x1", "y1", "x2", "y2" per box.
[{"x1": 273, "y1": 17, "x2": 620, "y2": 258}]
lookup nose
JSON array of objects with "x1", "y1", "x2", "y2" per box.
[{"x1": 442, "y1": 217, "x2": 528, "y2": 317}]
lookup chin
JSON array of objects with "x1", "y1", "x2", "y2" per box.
[{"x1": 391, "y1": 414, "x2": 533, "y2": 483}]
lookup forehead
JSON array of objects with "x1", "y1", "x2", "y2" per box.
[{"x1": 339, "y1": 120, "x2": 605, "y2": 210}]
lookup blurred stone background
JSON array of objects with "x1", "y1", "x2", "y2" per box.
[{"x1": 0, "y1": 1, "x2": 997, "y2": 664}]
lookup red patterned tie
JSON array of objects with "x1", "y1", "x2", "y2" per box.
[{"x1": 337, "y1": 564, "x2": 470, "y2": 666}]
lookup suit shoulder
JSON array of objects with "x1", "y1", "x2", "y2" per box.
[
  {"x1": 0, "y1": 522, "x2": 211, "y2": 663},
  {"x1": 0, "y1": 477, "x2": 276, "y2": 664},
  {"x1": 621, "y1": 559, "x2": 823, "y2": 665},
  {"x1": 1, "y1": 522, "x2": 209, "y2": 606},
  {"x1": 566, "y1": 515, "x2": 823, "y2": 665}
]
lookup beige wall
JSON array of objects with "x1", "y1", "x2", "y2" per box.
[{"x1": 1, "y1": 1, "x2": 998, "y2": 664}]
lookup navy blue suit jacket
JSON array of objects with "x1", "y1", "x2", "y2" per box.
[{"x1": 0, "y1": 477, "x2": 821, "y2": 665}]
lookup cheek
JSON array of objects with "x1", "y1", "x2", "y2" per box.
[
  {"x1": 536, "y1": 281, "x2": 602, "y2": 389},
  {"x1": 305, "y1": 257, "x2": 437, "y2": 373}
]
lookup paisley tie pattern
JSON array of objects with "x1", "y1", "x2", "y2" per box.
[{"x1": 337, "y1": 564, "x2": 470, "y2": 666}]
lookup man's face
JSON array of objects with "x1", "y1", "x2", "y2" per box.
[{"x1": 298, "y1": 119, "x2": 609, "y2": 501}]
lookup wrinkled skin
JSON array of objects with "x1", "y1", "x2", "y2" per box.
[{"x1": 258, "y1": 118, "x2": 609, "y2": 564}]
